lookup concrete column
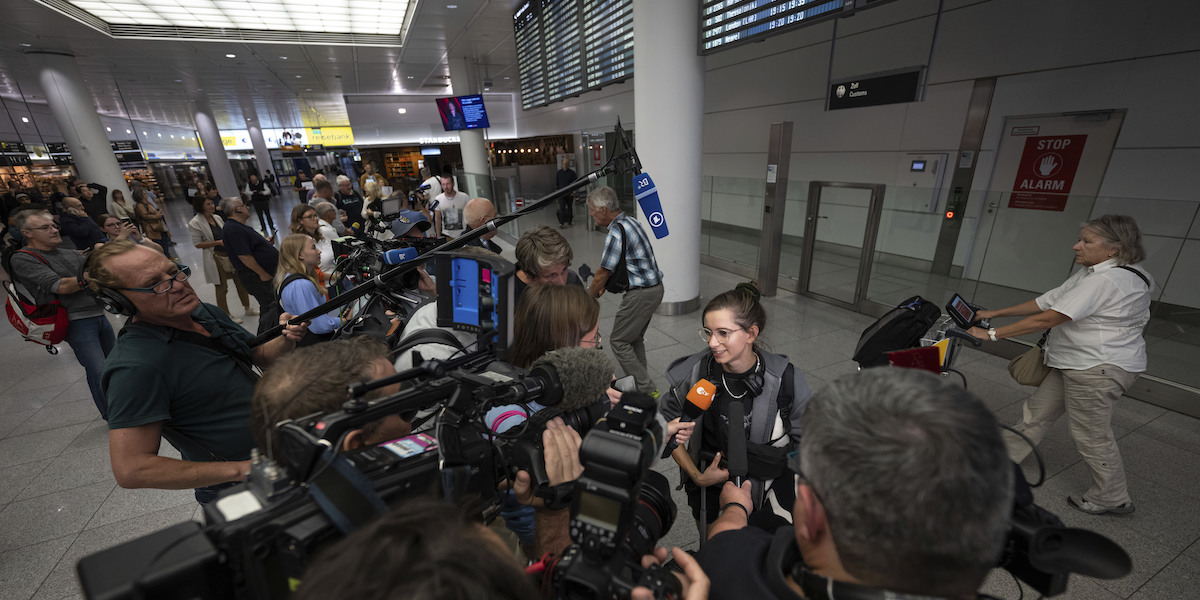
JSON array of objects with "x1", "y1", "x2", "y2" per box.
[
  {"x1": 448, "y1": 57, "x2": 492, "y2": 198},
  {"x1": 247, "y1": 122, "x2": 274, "y2": 181},
  {"x1": 633, "y1": 0, "x2": 703, "y2": 313},
  {"x1": 189, "y1": 92, "x2": 240, "y2": 199},
  {"x1": 27, "y1": 51, "x2": 132, "y2": 209}
]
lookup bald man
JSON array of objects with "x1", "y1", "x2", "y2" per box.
[
  {"x1": 462, "y1": 197, "x2": 501, "y2": 254},
  {"x1": 59, "y1": 197, "x2": 107, "y2": 249}
]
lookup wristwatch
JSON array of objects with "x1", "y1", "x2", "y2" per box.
[{"x1": 987, "y1": 328, "x2": 998, "y2": 342}]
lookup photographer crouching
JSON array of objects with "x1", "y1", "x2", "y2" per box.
[{"x1": 696, "y1": 367, "x2": 1013, "y2": 600}]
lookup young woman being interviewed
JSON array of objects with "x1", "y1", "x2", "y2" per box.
[{"x1": 663, "y1": 282, "x2": 813, "y2": 536}]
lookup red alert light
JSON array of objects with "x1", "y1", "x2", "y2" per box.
[{"x1": 945, "y1": 211, "x2": 955, "y2": 219}]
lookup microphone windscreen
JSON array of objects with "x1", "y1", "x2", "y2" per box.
[
  {"x1": 682, "y1": 379, "x2": 716, "y2": 420},
  {"x1": 530, "y1": 346, "x2": 615, "y2": 412},
  {"x1": 383, "y1": 247, "x2": 418, "y2": 265},
  {"x1": 726, "y1": 400, "x2": 748, "y2": 481}
]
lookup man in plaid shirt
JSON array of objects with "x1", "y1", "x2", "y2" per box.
[{"x1": 586, "y1": 186, "x2": 664, "y2": 395}]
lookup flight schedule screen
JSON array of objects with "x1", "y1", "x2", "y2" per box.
[
  {"x1": 513, "y1": 0, "x2": 634, "y2": 110},
  {"x1": 701, "y1": 0, "x2": 849, "y2": 53}
]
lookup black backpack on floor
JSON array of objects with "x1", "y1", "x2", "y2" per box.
[{"x1": 852, "y1": 295, "x2": 942, "y2": 368}]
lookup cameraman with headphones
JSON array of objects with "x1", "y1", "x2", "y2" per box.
[
  {"x1": 696, "y1": 368, "x2": 1013, "y2": 600},
  {"x1": 85, "y1": 239, "x2": 308, "y2": 504}
]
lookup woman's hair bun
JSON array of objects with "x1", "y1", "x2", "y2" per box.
[{"x1": 735, "y1": 281, "x2": 762, "y2": 301}]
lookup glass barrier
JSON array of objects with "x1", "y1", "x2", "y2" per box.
[
  {"x1": 698, "y1": 175, "x2": 767, "y2": 270},
  {"x1": 702, "y1": 183, "x2": 1200, "y2": 392}
]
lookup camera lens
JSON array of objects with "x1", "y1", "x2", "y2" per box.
[
  {"x1": 560, "y1": 400, "x2": 609, "y2": 438},
  {"x1": 623, "y1": 470, "x2": 676, "y2": 558}
]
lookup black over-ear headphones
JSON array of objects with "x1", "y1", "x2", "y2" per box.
[
  {"x1": 80, "y1": 266, "x2": 138, "y2": 317},
  {"x1": 705, "y1": 351, "x2": 765, "y2": 398}
]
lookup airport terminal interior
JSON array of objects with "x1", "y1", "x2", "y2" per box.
[{"x1": 3, "y1": 0, "x2": 1200, "y2": 598}]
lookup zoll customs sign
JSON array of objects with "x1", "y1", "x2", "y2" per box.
[{"x1": 1009, "y1": 135, "x2": 1087, "y2": 211}]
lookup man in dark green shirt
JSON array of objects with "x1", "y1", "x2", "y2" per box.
[{"x1": 87, "y1": 239, "x2": 308, "y2": 503}]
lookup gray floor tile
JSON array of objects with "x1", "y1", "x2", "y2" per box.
[
  {"x1": 0, "y1": 459, "x2": 54, "y2": 507},
  {"x1": 84, "y1": 485, "x2": 196, "y2": 531},
  {"x1": 1119, "y1": 433, "x2": 1200, "y2": 500},
  {"x1": 0, "y1": 481, "x2": 113, "y2": 554},
  {"x1": 0, "y1": 424, "x2": 91, "y2": 470},
  {"x1": 8, "y1": 402, "x2": 101, "y2": 438},
  {"x1": 0, "y1": 534, "x2": 74, "y2": 600},
  {"x1": 1137, "y1": 411, "x2": 1200, "y2": 456},
  {"x1": 0, "y1": 384, "x2": 73, "y2": 417},
  {"x1": 60, "y1": 421, "x2": 109, "y2": 456},
  {"x1": 33, "y1": 504, "x2": 198, "y2": 600},
  {"x1": 16, "y1": 446, "x2": 115, "y2": 502},
  {"x1": 1128, "y1": 552, "x2": 1200, "y2": 600},
  {"x1": 0, "y1": 409, "x2": 37, "y2": 440},
  {"x1": 4, "y1": 370, "x2": 83, "y2": 395}
]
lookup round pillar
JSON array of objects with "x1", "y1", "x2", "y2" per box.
[{"x1": 633, "y1": 0, "x2": 703, "y2": 313}]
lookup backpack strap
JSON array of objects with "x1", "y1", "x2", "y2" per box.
[
  {"x1": 124, "y1": 320, "x2": 259, "y2": 382},
  {"x1": 1116, "y1": 265, "x2": 1150, "y2": 288}
]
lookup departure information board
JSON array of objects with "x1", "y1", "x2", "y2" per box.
[
  {"x1": 701, "y1": 0, "x2": 849, "y2": 54},
  {"x1": 513, "y1": 0, "x2": 634, "y2": 110},
  {"x1": 584, "y1": 0, "x2": 633, "y2": 89}
]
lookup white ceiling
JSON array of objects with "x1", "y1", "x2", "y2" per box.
[{"x1": 0, "y1": 0, "x2": 523, "y2": 132}]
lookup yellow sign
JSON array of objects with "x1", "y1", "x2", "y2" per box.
[
  {"x1": 220, "y1": 135, "x2": 237, "y2": 148},
  {"x1": 306, "y1": 127, "x2": 355, "y2": 147}
]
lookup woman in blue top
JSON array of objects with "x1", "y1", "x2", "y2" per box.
[{"x1": 275, "y1": 234, "x2": 341, "y2": 347}]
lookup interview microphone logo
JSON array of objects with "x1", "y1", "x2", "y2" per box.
[{"x1": 634, "y1": 172, "x2": 668, "y2": 239}]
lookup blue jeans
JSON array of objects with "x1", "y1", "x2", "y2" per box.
[{"x1": 65, "y1": 315, "x2": 116, "y2": 420}]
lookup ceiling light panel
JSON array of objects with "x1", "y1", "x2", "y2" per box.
[{"x1": 63, "y1": 0, "x2": 410, "y2": 35}]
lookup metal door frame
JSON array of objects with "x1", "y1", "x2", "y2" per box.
[{"x1": 796, "y1": 181, "x2": 887, "y2": 312}]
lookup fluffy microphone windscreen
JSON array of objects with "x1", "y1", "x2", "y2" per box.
[{"x1": 529, "y1": 346, "x2": 615, "y2": 411}]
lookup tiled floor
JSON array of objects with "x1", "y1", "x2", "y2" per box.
[{"x1": 2, "y1": 194, "x2": 1199, "y2": 599}]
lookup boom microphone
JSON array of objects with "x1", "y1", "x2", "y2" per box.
[
  {"x1": 727, "y1": 400, "x2": 748, "y2": 488},
  {"x1": 666, "y1": 379, "x2": 716, "y2": 451},
  {"x1": 383, "y1": 247, "x2": 418, "y2": 265}
]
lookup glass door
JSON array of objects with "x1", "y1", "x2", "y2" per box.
[{"x1": 798, "y1": 182, "x2": 886, "y2": 311}]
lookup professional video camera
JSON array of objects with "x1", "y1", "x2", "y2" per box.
[
  {"x1": 997, "y1": 448, "x2": 1132, "y2": 596},
  {"x1": 546, "y1": 391, "x2": 682, "y2": 600}
]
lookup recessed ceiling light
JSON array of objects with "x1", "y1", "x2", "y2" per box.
[
  {"x1": 171, "y1": 134, "x2": 175, "y2": 138},
  {"x1": 126, "y1": 129, "x2": 131, "y2": 134},
  {"x1": 328, "y1": 57, "x2": 336, "y2": 61},
  {"x1": 142, "y1": 131, "x2": 147, "y2": 135},
  {"x1": 157, "y1": 133, "x2": 162, "y2": 137},
  {"x1": 226, "y1": 54, "x2": 236, "y2": 58},
  {"x1": 447, "y1": 4, "x2": 458, "y2": 7},
  {"x1": 305, "y1": 88, "x2": 312, "y2": 91},
  {"x1": 280, "y1": 56, "x2": 288, "y2": 60},
  {"x1": 106, "y1": 127, "x2": 111, "y2": 131},
  {"x1": 175, "y1": 79, "x2": 182, "y2": 83},
  {"x1": 504, "y1": 76, "x2": 511, "y2": 80},
  {"x1": 19, "y1": 43, "x2": 31, "y2": 47},
  {"x1": 20, "y1": 117, "x2": 29, "y2": 123},
  {"x1": 295, "y1": 75, "x2": 302, "y2": 78},
  {"x1": 398, "y1": 108, "x2": 407, "y2": 114},
  {"x1": 407, "y1": 76, "x2": 414, "y2": 79}
]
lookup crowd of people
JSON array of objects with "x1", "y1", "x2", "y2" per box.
[{"x1": 1, "y1": 165, "x2": 1156, "y2": 598}]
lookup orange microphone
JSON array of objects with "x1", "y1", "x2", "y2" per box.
[{"x1": 667, "y1": 379, "x2": 716, "y2": 450}]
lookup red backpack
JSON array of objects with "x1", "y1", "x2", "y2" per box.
[{"x1": 4, "y1": 249, "x2": 70, "y2": 354}]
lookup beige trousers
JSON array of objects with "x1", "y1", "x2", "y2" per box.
[{"x1": 1004, "y1": 364, "x2": 1139, "y2": 507}]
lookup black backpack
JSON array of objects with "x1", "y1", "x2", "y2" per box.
[
  {"x1": 604, "y1": 222, "x2": 630, "y2": 294},
  {"x1": 256, "y1": 274, "x2": 307, "y2": 336},
  {"x1": 852, "y1": 295, "x2": 942, "y2": 368}
]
